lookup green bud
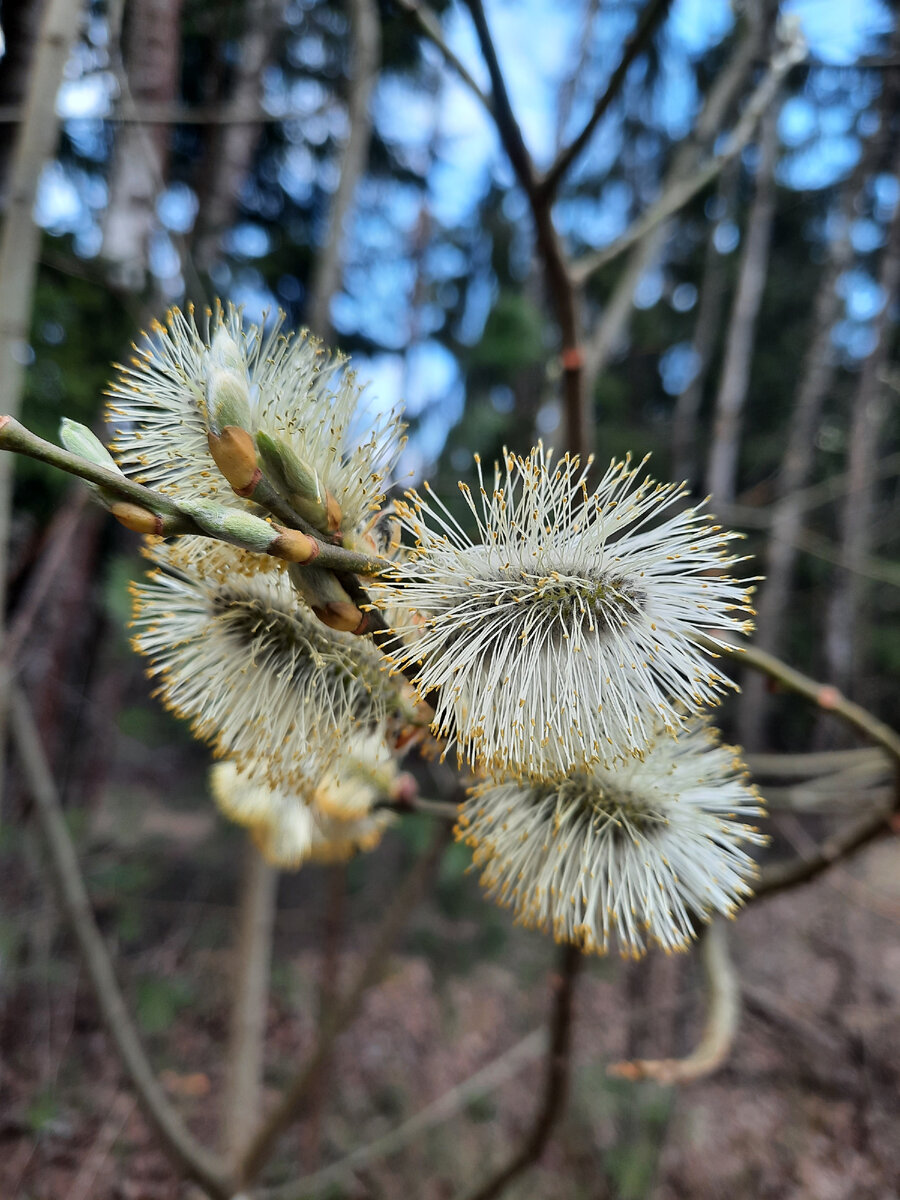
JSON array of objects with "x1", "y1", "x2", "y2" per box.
[
  {"x1": 206, "y1": 367, "x2": 252, "y2": 435},
  {"x1": 60, "y1": 418, "x2": 122, "y2": 475},
  {"x1": 256, "y1": 430, "x2": 342, "y2": 535},
  {"x1": 205, "y1": 330, "x2": 252, "y2": 433},
  {"x1": 208, "y1": 327, "x2": 246, "y2": 375},
  {"x1": 181, "y1": 498, "x2": 278, "y2": 554}
]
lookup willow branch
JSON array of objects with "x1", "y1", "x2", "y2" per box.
[
  {"x1": 705, "y1": 636, "x2": 900, "y2": 766},
  {"x1": 540, "y1": 0, "x2": 671, "y2": 198},
  {"x1": 264, "y1": 1029, "x2": 547, "y2": 1200},
  {"x1": 608, "y1": 920, "x2": 739, "y2": 1084},
  {"x1": 237, "y1": 825, "x2": 450, "y2": 1188},
  {"x1": 751, "y1": 802, "x2": 897, "y2": 899},
  {"x1": 459, "y1": 941, "x2": 582, "y2": 1200},
  {"x1": 572, "y1": 28, "x2": 807, "y2": 284},
  {"x1": 708, "y1": 637, "x2": 900, "y2": 900},
  {"x1": 10, "y1": 687, "x2": 233, "y2": 1199},
  {"x1": 0, "y1": 416, "x2": 387, "y2": 576}
]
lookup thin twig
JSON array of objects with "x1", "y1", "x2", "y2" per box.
[
  {"x1": 608, "y1": 920, "x2": 739, "y2": 1084},
  {"x1": 395, "y1": 0, "x2": 494, "y2": 116},
  {"x1": 751, "y1": 802, "x2": 897, "y2": 899},
  {"x1": 9, "y1": 686, "x2": 233, "y2": 1199},
  {"x1": 0, "y1": 416, "x2": 387, "y2": 576},
  {"x1": 262, "y1": 1028, "x2": 548, "y2": 1200},
  {"x1": 571, "y1": 27, "x2": 807, "y2": 283},
  {"x1": 540, "y1": 0, "x2": 671, "y2": 197},
  {"x1": 458, "y1": 941, "x2": 582, "y2": 1200},
  {"x1": 705, "y1": 636, "x2": 900, "y2": 766},
  {"x1": 237, "y1": 824, "x2": 451, "y2": 1188}
]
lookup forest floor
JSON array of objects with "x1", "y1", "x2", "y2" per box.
[{"x1": 2, "y1": 737, "x2": 899, "y2": 1200}]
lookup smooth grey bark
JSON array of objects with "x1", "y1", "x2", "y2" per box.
[
  {"x1": 0, "y1": 0, "x2": 84, "y2": 812},
  {"x1": 101, "y1": 0, "x2": 183, "y2": 288},
  {"x1": 704, "y1": 99, "x2": 780, "y2": 504}
]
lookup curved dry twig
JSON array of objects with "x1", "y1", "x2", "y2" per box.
[{"x1": 607, "y1": 919, "x2": 739, "y2": 1084}]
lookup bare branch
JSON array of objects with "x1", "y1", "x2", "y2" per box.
[
  {"x1": 463, "y1": 0, "x2": 587, "y2": 454},
  {"x1": 706, "y1": 636, "x2": 900, "y2": 766},
  {"x1": 608, "y1": 920, "x2": 739, "y2": 1083},
  {"x1": 10, "y1": 687, "x2": 233, "y2": 1198},
  {"x1": 752, "y1": 802, "x2": 897, "y2": 899},
  {"x1": 458, "y1": 942, "x2": 582, "y2": 1200},
  {"x1": 540, "y1": 0, "x2": 672, "y2": 198},
  {"x1": 572, "y1": 27, "x2": 806, "y2": 284},
  {"x1": 237, "y1": 824, "x2": 450, "y2": 1188}
]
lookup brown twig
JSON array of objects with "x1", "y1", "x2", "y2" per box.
[
  {"x1": 10, "y1": 686, "x2": 233, "y2": 1198},
  {"x1": 395, "y1": 0, "x2": 494, "y2": 116},
  {"x1": 457, "y1": 941, "x2": 582, "y2": 1200},
  {"x1": 237, "y1": 824, "x2": 450, "y2": 1188},
  {"x1": 463, "y1": 0, "x2": 587, "y2": 456},
  {"x1": 608, "y1": 920, "x2": 739, "y2": 1084},
  {"x1": 539, "y1": 0, "x2": 671, "y2": 198}
]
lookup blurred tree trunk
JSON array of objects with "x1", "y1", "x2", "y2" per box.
[
  {"x1": 101, "y1": 0, "x2": 183, "y2": 289},
  {"x1": 0, "y1": 0, "x2": 83, "y2": 814},
  {"x1": 307, "y1": 0, "x2": 381, "y2": 339},
  {"x1": 670, "y1": 161, "x2": 738, "y2": 485},
  {"x1": 819, "y1": 139, "x2": 900, "y2": 716},
  {"x1": 738, "y1": 152, "x2": 869, "y2": 749},
  {"x1": 705, "y1": 100, "x2": 779, "y2": 504},
  {"x1": 192, "y1": 0, "x2": 284, "y2": 274},
  {"x1": 0, "y1": 0, "x2": 44, "y2": 200}
]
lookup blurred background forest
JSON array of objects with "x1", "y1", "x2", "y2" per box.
[{"x1": 1, "y1": 0, "x2": 899, "y2": 1196}]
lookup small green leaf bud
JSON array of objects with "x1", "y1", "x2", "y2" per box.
[
  {"x1": 205, "y1": 329, "x2": 252, "y2": 433},
  {"x1": 181, "y1": 498, "x2": 279, "y2": 555},
  {"x1": 59, "y1": 418, "x2": 122, "y2": 474},
  {"x1": 255, "y1": 430, "x2": 342, "y2": 535}
]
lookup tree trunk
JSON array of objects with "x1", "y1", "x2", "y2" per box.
[
  {"x1": 819, "y1": 139, "x2": 900, "y2": 708},
  {"x1": 738, "y1": 150, "x2": 871, "y2": 748},
  {"x1": 306, "y1": 0, "x2": 381, "y2": 339},
  {"x1": 191, "y1": 0, "x2": 284, "y2": 274},
  {"x1": 101, "y1": 0, "x2": 184, "y2": 289},
  {"x1": 671, "y1": 161, "x2": 738, "y2": 485},
  {"x1": 704, "y1": 100, "x2": 780, "y2": 504}
]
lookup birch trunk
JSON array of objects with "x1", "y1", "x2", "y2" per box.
[
  {"x1": 306, "y1": 0, "x2": 381, "y2": 339},
  {"x1": 0, "y1": 0, "x2": 83, "y2": 811},
  {"x1": 101, "y1": 0, "x2": 183, "y2": 288}
]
